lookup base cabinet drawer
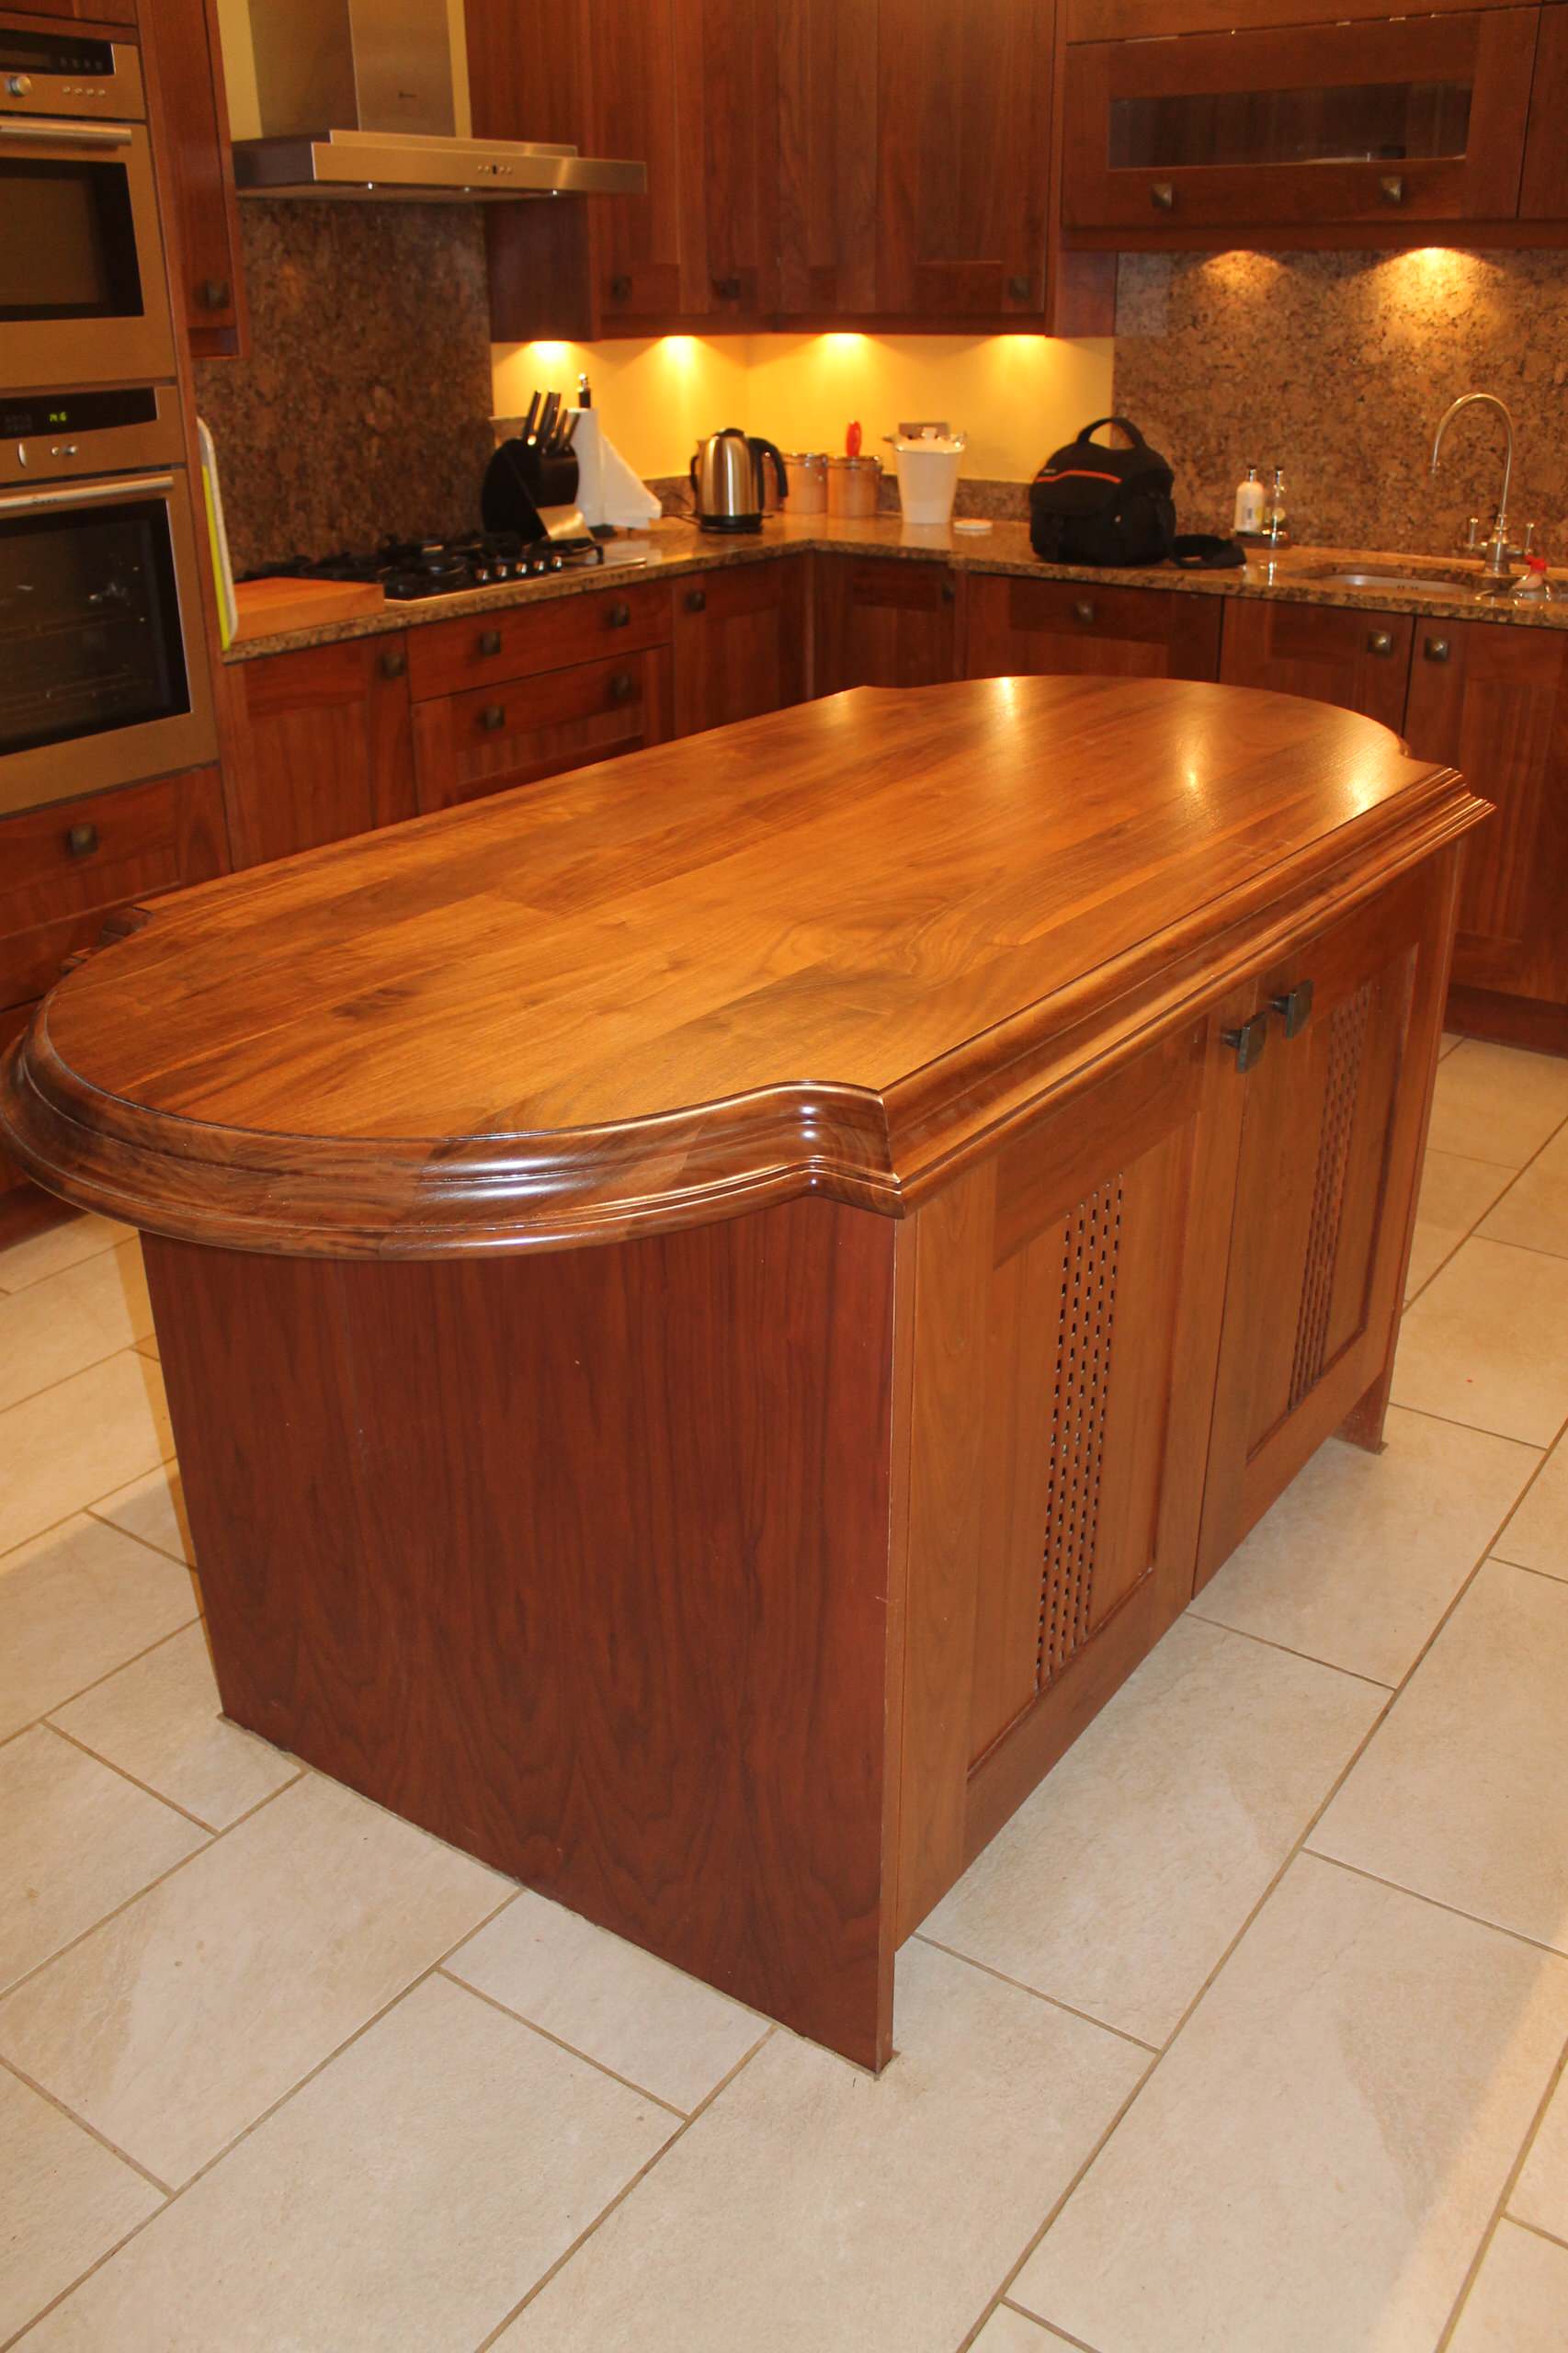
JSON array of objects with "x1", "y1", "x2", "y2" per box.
[
  {"x1": 413, "y1": 648, "x2": 674, "y2": 812},
  {"x1": 406, "y1": 581, "x2": 672, "y2": 701},
  {"x1": 965, "y1": 573, "x2": 1222, "y2": 680},
  {"x1": 1219, "y1": 598, "x2": 1414, "y2": 729}
]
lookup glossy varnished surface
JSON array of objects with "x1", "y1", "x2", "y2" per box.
[{"x1": 1, "y1": 676, "x2": 1481, "y2": 1254}]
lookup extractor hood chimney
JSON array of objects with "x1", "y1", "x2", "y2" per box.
[{"x1": 232, "y1": 0, "x2": 646, "y2": 203}]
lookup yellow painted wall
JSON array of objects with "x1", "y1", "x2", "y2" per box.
[{"x1": 494, "y1": 332, "x2": 1115, "y2": 483}]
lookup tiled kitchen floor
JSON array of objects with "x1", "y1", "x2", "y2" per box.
[{"x1": 4, "y1": 1035, "x2": 1568, "y2": 2350}]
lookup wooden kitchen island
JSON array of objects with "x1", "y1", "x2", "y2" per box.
[{"x1": 0, "y1": 676, "x2": 1484, "y2": 2070}]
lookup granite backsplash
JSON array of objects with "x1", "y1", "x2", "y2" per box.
[
  {"x1": 194, "y1": 201, "x2": 497, "y2": 577},
  {"x1": 1113, "y1": 246, "x2": 1568, "y2": 557}
]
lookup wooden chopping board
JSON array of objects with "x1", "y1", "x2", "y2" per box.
[{"x1": 233, "y1": 576, "x2": 387, "y2": 641}]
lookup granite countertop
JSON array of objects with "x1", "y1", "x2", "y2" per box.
[{"x1": 225, "y1": 513, "x2": 1568, "y2": 664}]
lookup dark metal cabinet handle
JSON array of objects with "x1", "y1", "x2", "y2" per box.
[
  {"x1": 1367, "y1": 630, "x2": 1395, "y2": 656},
  {"x1": 478, "y1": 629, "x2": 502, "y2": 656},
  {"x1": 609, "y1": 274, "x2": 631, "y2": 301},
  {"x1": 1380, "y1": 174, "x2": 1405, "y2": 206},
  {"x1": 1425, "y1": 637, "x2": 1451, "y2": 664},
  {"x1": 1006, "y1": 273, "x2": 1032, "y2": 302},
  {"x1": 196, "y1": 277, "x2": 230, "y2": 310},
  {"x1": 1269, "y1": 980, "x2": 1315, "y2": 1038},
  {"x1": 379, "y1": 647, "x2": 406, "y2": 679},
  {"x1": 1221, "y1": 1012, "x2": 1269, "y2": 1074},
  {"x1": 65, "y1": 821, "x2": 99, "y2": 858},
  {"x1": 1150, "y1": 180, "x2": 1176, "y2": 211},
  {"x1": 606, "y1": 601, "x2": 631, "y2": 628},
  {"x1": 685, "y1": 587, "x2": 708, "y2": 613},
  {"x1": 712, "y1": 274, "x2": 743, "y2": 301},
  {"x1": 479, "y1": 703, "x2": 506, "y2": 732},
  {"x1": 1074, "y1": 598, "x2": 1097, "y2": 626},
  {"x1": 940, "y1": 581, "x2": 957, "y2": 604},
  {"x1": 608, "y1": 670, "x2": 634, "y2": 704}
]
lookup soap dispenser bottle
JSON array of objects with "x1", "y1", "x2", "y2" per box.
[
  {"x1": 1264, "y1": 464, "x2": 1289, "y2": 547},
  {"x1": 1233, "y1": 465, "x2": 1264, "y2": 536}
]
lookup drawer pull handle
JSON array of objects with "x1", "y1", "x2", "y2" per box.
[
  {"x1": 712, "y1": 273, "x2": 743, "y2": 301},
  {"x1": 478, "y1": 629, "x2": 502, "y2": 656},
  {"x1": 379, "y1": 647, "x2": 406, "y2": 679},
  {"x1": 1150, "y1": 180, "x2": 1176, "y2": 212},
  {"x1": 608, "y1": 670, "x2": 635, "y2": 704},
  {"x1": 196, "y1": 276, "x2": 230, "y2": 310},
  {"x1": 1380, "y1": 174, "x2": 1405, "y2": 206},
  {"x1": 1221, "y1": 1012, "x2": 1269, "y2": 1074},
  {"x1": 1425, "y1": 636, "x2": 1451, "y2": 664},
  {"x1": 607, "y1": 601, "x2": 631, "y2": 628},
  {"x1": 685, "y1": 586, "x2": 707, "y2": 612},
  {"x1": 1268, "y1": 980, "x2": 1315, "y2": 1039},
  {"x1": 609, "y1": 274, "x2": 631, "y2": 301},
  {"x1": 1074, "y1": 598, "x2": 1096, "y2": 625},
  {"x1": 479, "y1": 703, "x2": 506, "y2": 732},
  {"x1": 940, "y1": 581, "x2": 957, "y2": 604},
  {"x1": 1006, "y1": 273, "x2": 1032, "y2": 302},
  {"x1": 1367, "y1": 629, "x2": 1395, "y2": 656},
  {"x1": 65, "y1": 821, "x2": 99, "y2": 858}
]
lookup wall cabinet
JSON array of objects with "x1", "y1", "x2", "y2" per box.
[
  {"x1": 143, "y1": 0, "x2": 249, "y2": 358},
  {"x1": 1063, "y1": 2, "x2": 1547, "y2": 249},
  {"x1": 1219, "y1": 600, "x2": 1415, "y2": 732},
  {"x1": 673, "y1": 560, "x2": 810, "y2": 736},
  {"x1": 812, "y1": 556, "x2": 959, "y2": 694},
  {"x1": 964, "y1": 573, "x2": 1222, "y2": 682},
  {"x1": 222, "y1": 638, "x2": 416, "y2": 870}
]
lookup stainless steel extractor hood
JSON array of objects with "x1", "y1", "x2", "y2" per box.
[{"x1": 232, "y1": 0, "x2": 646, "y2": 203}]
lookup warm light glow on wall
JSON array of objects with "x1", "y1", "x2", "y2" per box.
[{"x1": 1199, "y1": 250, "x2": 1286, "y2": 293}]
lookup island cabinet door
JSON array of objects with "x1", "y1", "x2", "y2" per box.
[
  {"x1": 894, "y1": 1013, "x2": 1248, "y2": 1937},
  {"x1": 1195, "y1": 858, "x2": 1456, "y2": 1583},
  {"x1": 964, "y1": 574, "x2": 1223, "y2": 683},
  {"x1": 1219, "y1": 599, "x2": 1414, "y2": 732},
  {"x1": 412, "y1": 648, "x2": 674, "y2": 813}
]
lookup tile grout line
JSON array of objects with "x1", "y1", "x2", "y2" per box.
[
  {"x1": 1000, "y1": 2306, "x2": 1102, "y2": 2353},
  {"x1": 912, "y1": 1933, "x2": 1161, "y2": 2057},
  {"x1": 1302, "y1": 1847, "x2": 1568, "y2": 1964},
  {"x1": 1433, "y1": 2022, "x2": 1568, "y2": 2353},
  {"x1": 43, "y1": 1715, "x2": 268, "y2": 1839},
  {"x1": 468, "y1": 2026, "x2": 778, "y2": 2353},
  {"x1": 0, "y1": 1428, "x2": 180, "y2": 1570},
  {"x1": 434, "y1": 1964, "x2": 691, "y2": 2120},
  {"x1": 0, "y1": 2051, "x2": 174, "y2": 2199},
  {"x1": 1504, "y1": 2212, "x2": 1568, "y2": 2258},
  {"x1": 1488, "y1": 1552, "x2": 1568, "y2": 1587},
  {"x1": 1403, "y1": 1086, "x2": 1568, "y2": 1310},
  {"x1": 0, "y1": 1612, "x2": 202, "y2": 1757},
  {"x1": 0, "y1": 1227, "x2": 125, "y2": 1299},
  {"x1": 1179, "y1": 1606, "x2": 1397, "y2": 1688}
]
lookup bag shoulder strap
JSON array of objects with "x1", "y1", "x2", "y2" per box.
[{"x1": 1074, "y1": 416, "x2": 1149, "y2": 449}]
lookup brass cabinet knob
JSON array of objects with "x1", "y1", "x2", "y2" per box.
[
  {"x1": 379, "y1": 647, "x2": 406, "y2": 679},
  {"x1": 1367, "y1": 630, "x2": 1395, "y2": 656},
  {"x1": 1380, "y1": 174, "x2": 1405, "y2": 206},
  {"x1": 607, "y1": 601, "x2": 631, "y2": 628},
  {"x1": 1424, "y1": 636, "x2": 1451, "y2": 664},
  {"x1": 478, "y1": 629, "x2": 502, "y2": 656},
  {"x1": 479, "y1": 704, "x2": 506, "y2": 732},
  {"x1": 685, "y1": 587, "x2": 708, "y2": 612},
  {"x1": 608, "y1": 670, "x2": 634, "y2": 704},
  {"x1": 1074, "y1": 598, "x2": 1097, "y2": 625},
  {"x1": 65, "y1": 821, "x2": 99, "y2": 859},
  {"x1": 1150, "y1": 181, "x2": 1176, "y2": 211}
]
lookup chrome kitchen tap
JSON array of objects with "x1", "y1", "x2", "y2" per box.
[{"x1": 1429, "y1": 392, "x2": 1536, "y2": 592}]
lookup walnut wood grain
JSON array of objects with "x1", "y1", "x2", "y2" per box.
[{"x1": 0, "y1": 679, "x2": 1483, "y2": 1255}]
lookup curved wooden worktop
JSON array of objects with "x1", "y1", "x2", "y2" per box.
[{"x1": 0, "y1": 676, "x2": 1481, "y2": 1256}]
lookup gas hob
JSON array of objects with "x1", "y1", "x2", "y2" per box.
[{"x1": 247, "y1": 531, "x2": 606, "y2": 603}]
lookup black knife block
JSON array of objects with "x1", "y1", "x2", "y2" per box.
[{"x1": 482, "y1": 438, "x2": 582, "y2": 542}]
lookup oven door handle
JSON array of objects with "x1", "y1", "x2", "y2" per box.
[
  {"x1": 0, "y1": 474, "x2": 175, "y2": 516},
  {"x1": 0, "y1": 118, "x2": 135, "y2": 148}
]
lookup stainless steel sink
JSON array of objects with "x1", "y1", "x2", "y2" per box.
[{"x1": 1300, "y1": 563, "x2": 1478, "y2": 599}]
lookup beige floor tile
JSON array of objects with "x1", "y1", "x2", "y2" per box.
[
  {"x1": 0, "y1": 1771, "x2": 508, "y2": 2188},
  {"x1": 1312, "y1": 1561, "x2": 1568, "y2": 1949},
  {"x1": 1512, "y1": 2063, "x2": 1568, "y2": 2241},
  {"x1": 1447, "y1": 2221, "x2": 1568, "y2": 2353},
  {"x1": 1425, "y1": 1040, "x2": 1568, "y2": 1168},
  {"x1": 1480, "y1": 1119, "x2": 1568, "y2": 1260},
  {"x1": 24, "y1": 1973, "x2": 672, "y2": 2353},
  {"x1": 1392, "y1": 1237, "x2": 1568, "y2": 1444},
  {"x1": 1405, "y1": 1152, "x2": 1515, "y2": 1299},
  {"x1": 0, "y1": 1513, "x2": 199, "y2": 1742},
  {"x1": 0, "y1": 1243, "x2": 152, "y2": 1417},
  {"x1": 1494, "y1": 1437, "x2": 1568, "y2": 1584},
  {"x1": 1015, "y1": 1855, "x2": 1568, "y2": 2353},
  {"x1": 0, "y1": 1353, "x2": 174, "y2": 1558},
  {"x1": 923, "y1": 1615, "x2": 1381, "y2": 2046},
  {"x1": 1192, "y1": 1410, "x2": 1538, "y2": 1685},
  {"x1": 0, "y1": 1727, "x2": 205, "y2": 1997},
  {"x1": 89, "y1": 1463, "x2": 193, "y2": 1568},
  {"x1": 0, "y1": 1212, "x2": 130, "y2": 1295},
  {"x1": 446, "y1": 1887, "x2": 764, "y2": 2113},
  {"x1": 494, "y1": 1939, "x2": 1146, "y2": 2353},
  {"x1": 971, "y1": 2312, "x2": 1082, "y2": 2352},
  {"x1": 50, "y1": 1625, "x2": 299, "y2": 1833},
  {"x1": 0, "y1": 2065, "x2": 163, "y2": 2344}
]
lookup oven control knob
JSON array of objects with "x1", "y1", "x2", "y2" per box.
[{"x1": 5, "y1": 74, "x2": 32, "y2": 96}]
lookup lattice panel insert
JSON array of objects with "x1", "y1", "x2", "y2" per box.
[
  {"x1": 1290, "y1": 980, "x2": 1373, "y2": 1410},
  {"x1": 1037, "y1": 1177, "x2": 1124, "y2": 1691}
]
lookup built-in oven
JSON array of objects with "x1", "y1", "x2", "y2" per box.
[
  {"x1": 0, "y1": 385, "x2": 216, "y2": 814},
  {"x1": 0, "y1": 17, "x2": 176, "y2": 392}
]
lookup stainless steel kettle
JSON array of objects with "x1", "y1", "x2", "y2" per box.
[{"x1": 689, "y1": 427, "x2": 789, "y2": 533}]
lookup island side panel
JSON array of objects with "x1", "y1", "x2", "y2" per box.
[{"x1": 142, "y1": 1196, "x2": 902, "y2": 2069}]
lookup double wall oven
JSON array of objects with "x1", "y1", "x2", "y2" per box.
[{"x1": 1, "y1": 15, "x2": 214, "y2": 816}]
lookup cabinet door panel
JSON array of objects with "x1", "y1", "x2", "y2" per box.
[
  {"x1": 1197, "y1": 865, "x2": 1452, "y2": 1578},
  {"x1": 413, "y1": 649, "x2": 672, "y2": 812},
  {"x1": 965, "y1": 574, "x2": 1222, "y2": 682},
  {"x1": 1520, "y1": 3, "x2": 1568, "y2": 220},
  {"x1": 1403, "y1": 619, "x2": 1568, "y2": 1006},
  {"x1": 146, "y1": 0, "x2": 248, "y2": 358},
  {"x1": 776, "y1": 0, "x2": 881, "y2": 313},
  {"x1": 1220, "y1": 599, "x2": 1413, "y2": 730},
  {"x1": 227, "y1": 640, "x2": 415, "y2": 869},
  {"x1": 813, "y1": 557, "x2": 957, "y2": 693},
  {"x1": 674, "y1": 561, "x2": 810, "y2": 737}
]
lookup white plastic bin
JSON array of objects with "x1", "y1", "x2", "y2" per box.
[{"x1": 889, "y1": 434, "x2": 965, "y2": 527}]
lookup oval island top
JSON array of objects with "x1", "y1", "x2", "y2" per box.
[{"x1": 0, "y1": 676, "x2": 1480, "y2": 1257}]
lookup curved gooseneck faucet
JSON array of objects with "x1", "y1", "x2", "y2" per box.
[{"x1": 1430, "y1": 393, "x2": 1522, "y2": 588}]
